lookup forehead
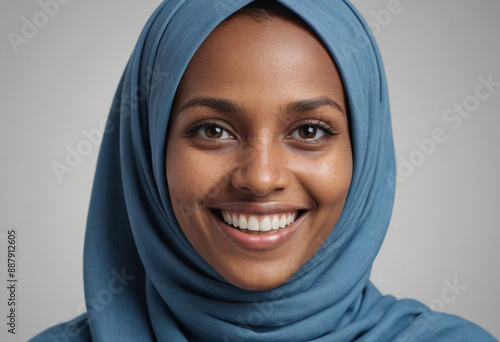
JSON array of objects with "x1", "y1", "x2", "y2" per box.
[{"x1": 174, "y1": 15, "x2": 344, "y2": 107}]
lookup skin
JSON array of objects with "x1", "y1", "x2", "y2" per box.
[{"x1": 166, "y1": 14, "x2": 352, "y2": 291}]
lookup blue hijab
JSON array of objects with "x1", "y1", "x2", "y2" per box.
[{"x1": 32, "y1": 0, "x2": 495, "y2": 341}]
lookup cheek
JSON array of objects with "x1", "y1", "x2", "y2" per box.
[
  {"x1": 301, "y1": 144, "x2": 352, "y2": 204},
  {"x1": 298, "y1": 142, "x2": 353, "y2": 237},
  {"x1": 167, "y1": 142, "x2": 202, "y2": 225},
  {"x1": 166, "y1": 150, "x2": 213, "y2": 256},
  {"x1": 166, "y1": 144, "x2": 230, "y2": 223}
]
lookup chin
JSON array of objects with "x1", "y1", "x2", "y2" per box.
[
  {"x1": 219, "y1": 260, "x2": 296, "y2": 291},
  {"x1": 228, "y1": 275, "x2": 288, "y2": 292}
]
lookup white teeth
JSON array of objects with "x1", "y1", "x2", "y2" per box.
[
  {"x1": 260, "y1": 217, "x2": 272, "y2": 232},
  {"x1": 248, "y1": 216, "x2": 259, "y2": 231},
  {"x1": 232, "y1": 213, "x2": 239, "y2": 228},
  {"x1": 221, "y1": 211, "x2": 299, "y2": 232},
  {"x1": 279, "y1": 215, "x2": 287, "y2": 228},
  {"x1": 225, "y1": 212, "x2": 232, "y2": 225},
  {"x1": 272, "y1": 216, "x2": 280, "y2": 230},
  {"x1": 239, "y1": 216, "x2": 248, "y2": 229}
]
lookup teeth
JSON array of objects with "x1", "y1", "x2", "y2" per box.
[
  {"x1": 239, "y1": 216, "x2": 248, "y2": 229},
  {"x1": 225, "y1": 212, "x2": 232, "y2": 225},
  {"x1": 248, "y1": 216, "x2": 259, "y2": 231},
  {"x1": 260, "y1": 217, "x2": 271, "y2": 232},
  {"x1": 279, "y1": 215, "x2": 287, "y2": 228},
  {"x1": 272, "y1": 216, "x2": 280, "y2": 230},
  {"x1": 221, "y1": 211, "x2": 299, "y2": 232}
]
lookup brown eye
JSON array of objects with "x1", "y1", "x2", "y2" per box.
[
  {"x1": 205, "y1": 125, "x2": 223, "y2": 138},
  {"x1": 299, "y1": 126, "x2": 317, "y2": 139},
  {"x1": 198, "y1": 124, "x2": 231, "y2": 139},
  {"x1": 290, "y1": 125, "x2": 325, "y2": 140}
]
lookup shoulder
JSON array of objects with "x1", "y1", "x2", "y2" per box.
[
  {"x1": 391, "y1": 300, "x2": 497, "y2": 342},
  {"x1": 29, "y1": 314, "x2": 91, "y2": 342}
]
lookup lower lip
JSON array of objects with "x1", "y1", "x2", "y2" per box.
[{"x1": 211, "y1": 211, "x2": 305, "y2": 250}]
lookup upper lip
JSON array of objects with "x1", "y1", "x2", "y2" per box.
[{"x1": 210, "y1": 201, "x2": 307, "y2": 215}]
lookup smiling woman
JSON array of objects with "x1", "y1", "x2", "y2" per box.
[
  {"x1": 166, "y1": 12, "x2": 352, "y2": 291},
  {"x1": 29, "y1": 0, "x2": 496, "y2": 341}
]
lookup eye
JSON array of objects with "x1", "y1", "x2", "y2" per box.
[
  {"x1": 182, "y1": 119, "x2": 235, "y2": 142},
  {"x1": 290, "y1": 124, "x2": 326, "y2": 140},
  {"x1": 197, "y1": 123, "x2": 232, "y2": 139}
]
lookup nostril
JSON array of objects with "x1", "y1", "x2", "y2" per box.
[{"x1": 229, "y1": 163, "x2": 288, "y2": 197}]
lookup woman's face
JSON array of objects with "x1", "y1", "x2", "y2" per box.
[{"x1": 166, "y1": 14, "x2": 352, "y2": 291}]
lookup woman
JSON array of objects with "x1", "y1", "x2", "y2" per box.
[{"x1": 31, "y1": 0, "x2": 496, "y2": 341}]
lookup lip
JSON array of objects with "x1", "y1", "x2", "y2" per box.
[
  {"x1": 212, "y1": 202, "x2": 304, "y2": 215},
  {"x1": 209, "y1": 203, "x2": 307, "y2": 250}
]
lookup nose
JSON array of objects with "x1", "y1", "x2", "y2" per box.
[{"x1": 230, "y1": 136, "x2": 289, "y2": 197}]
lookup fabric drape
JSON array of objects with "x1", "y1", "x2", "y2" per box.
[{"x1": 31, "y1": 1, "x2": 496, "y2": 341}]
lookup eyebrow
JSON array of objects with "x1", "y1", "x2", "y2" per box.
[
  {"x1": 285, "y1": 97, "x2": 345, "y2": 116},
  {"x1": 176, "y1": 97, "x2": 241, "y2": 115},
  {"x1": 176, "y1": 96, "x2": 345, "y2": 116}
]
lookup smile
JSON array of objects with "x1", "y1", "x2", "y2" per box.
[
  {"x1": 218, "y1": 210, "x2": 301, "y2": 233},
  {"x1": 210, "y1": 207, "x2": 307, "y2": 249}
]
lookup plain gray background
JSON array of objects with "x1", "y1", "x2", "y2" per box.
[{"x1": 1, "y1": 0, "x2": 499, "y2": 341}]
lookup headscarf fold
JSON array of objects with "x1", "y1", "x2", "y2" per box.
[{"x1": 31, "y1": 1, "x2": 495, "y2": 341}]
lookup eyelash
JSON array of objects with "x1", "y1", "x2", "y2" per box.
[
  {"x1": 183, "y1": 119, "x2": 232, "y2": 138},
  {"x1": 291, "y1": 120, "x2": 338, "y2": 139},
  {"x1": 182, "y1": 118, "x2": 338, "y2": 141}
]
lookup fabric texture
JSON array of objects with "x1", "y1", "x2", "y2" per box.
[{"x1": 31, "y1": 0, "x2": 496, "y2": 341}]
